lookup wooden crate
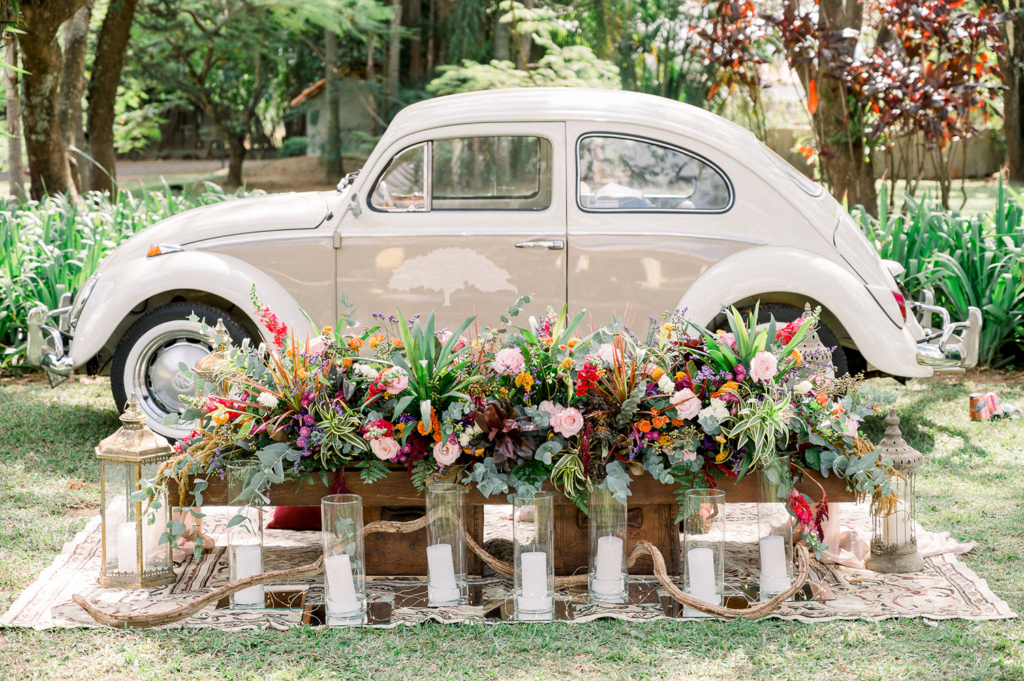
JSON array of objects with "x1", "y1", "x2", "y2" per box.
[{"x1": 169, "y1": 471, "x2": 853, "y2": 577}]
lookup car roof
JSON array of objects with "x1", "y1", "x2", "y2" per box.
[{"x1": 384, "y1": 88, "x2": 757, "y2": 157}]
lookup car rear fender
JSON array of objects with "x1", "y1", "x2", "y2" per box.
[
  {"x1": 677, "y1": 246, "x2": 931, "y2": 378},
  {"x1": 68, "y1": 250, "x2": 312, "y2": 368}
]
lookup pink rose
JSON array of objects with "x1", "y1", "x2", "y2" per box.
[
  {"x1": 439, "y1": 330, "x2": 469, "y2": 351},
  {"x1": 843, "y1": 417, "x2": 860, "y2": 437},
  {"x1": 670, "y1": 389, "x2": 701, "y2": 420},
  {"x1": 308, "y1": 335, "x2": 329, "y2": 357},
  {"x1": 596, "y1": 343, "x2": 619, "y2": 366},
  {"x1": 492, "y1": 347, "x2": 525, "y2": 375},
  {"x1": 381, "y1": 367, "x2": 409, "y2": 395},
  {"x1": 681, "y1": 450, "x2": 697, "y2": 463},
  {"x1": 749, "y1": 351, "x2": 778, "y2": 383},
  {"x1": 550, "y1": 407, "x2": 584, "y2": 437},
  {"x1": 370, "y1": 437, "x2": 400, "y2": 461},
  {"x1": 716, "y1": 332, "x2": 737, "y2": 350},
  {"x1": 433, "y1": 437, "x2": 461, "y2": 467},
  {"x1": 539, "y1": 400, "x2": 562, "y2": 417}
]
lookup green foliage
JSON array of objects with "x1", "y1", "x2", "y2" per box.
[
  {"x1": 428, "y1": 36, "x2": 620, "y2": 95},
  {"x1": 277, "y1": 136, "x2": 308, "y2": 158},
  {"x1": 356, "y1": 459, "x2": 390, "y2": 484},
  {"x1": 856, "y1": 183, "x2": 1024, "y2": 367},
  {"x1": 0, "y1": 185, "x2": 252, "y2": 363}
]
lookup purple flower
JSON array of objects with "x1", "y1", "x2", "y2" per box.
[
  {"x1": 733, "y1": 364, "x2": 747, "y2": 382},
  {"x1": 301, "y1": 392, "x2": 314, "y2": 408},
  {"x1": 645, "y1": 431, "x2": 659, "y2": 441}
]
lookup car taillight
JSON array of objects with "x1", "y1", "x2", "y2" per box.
[{"x1": 892, "y1": 290, "x2": 907, "y2": 323}]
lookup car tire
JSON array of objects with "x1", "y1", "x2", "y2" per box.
[
  {"x1": 111, "y1": 302, "x2": 249, "y2": 440},
  {"x1": 747, "y1": 303, "x2": 849, "y2": 377}
]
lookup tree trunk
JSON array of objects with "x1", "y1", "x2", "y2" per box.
[
  {"x1": 405, "y1": 0, "x2": 423, "y2": 85},
  {"x1": 516, "y1": 0, "x2": 534, "y2": 70},
  {"x1": 813, "y1": 0, "x2": 878, "y2": 214},
  {"x1": 226, "y1": 135, "x2": 246, "y2": 190},
  {"x1": 324, "y1": 30, "x2": 342, "y2": 182},
  {"x1": 5, "y1": 38, "x2": 25, "y2": 199},
  {"x1": 59, "y1": 0, "x2": 91, "y2": 193},
  {"x1": 86, "y1": 0, "x2": 139, "y2": 195},
  {"x1": 997, "y1": 4, "x2": 1024, "y2": 183},
  {"x1": 493, "y1": 0, "x2": 510, "y2": 61},
  {"x1": 387, "y1": 0, "x2": 402, "y2": 110},
  {"x1": 19, "y1": 0, "x2": 91, "y2": 199}
]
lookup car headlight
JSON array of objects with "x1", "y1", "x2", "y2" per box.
[{"x1": 68, "y1": 274, "x2": 99, "y2": 332}]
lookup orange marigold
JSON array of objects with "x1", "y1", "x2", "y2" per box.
[
  {"x1": 652, "y1": 415, "x2": 669, "y2": 428},
  {"x1": 515, "y1": 372, "x2": 534, "y2": 391},
  {"x1": 348, "y1": 338, "x2": 364, "y2": 350},
  {"x1": 791, "y1": 349, "x2": 803, "y2": 365},
  {"x1": 637, "y1": 420, "x2": 652, "y2": 433},
  {"x1": 671, "y1": 418, "x2": 685, "y2": 427},
  {"x1": 674, "y1": 371, "x2": 687, "y2": 382},
  {"x1": 342, "y1": 358, "x2": 353, "y2": 367},
  {"x1": 567, "y1": 338, "x2": 579, "y2": 348},
  {"x1": 651, "y1": 367, "x2": 665, "y2": 380},
  {"x1": 816, "y1": 393, "x2": 829, "y2": 406},
  {"x1": 560, "y1": 358, "x2": 573, "y2": 370},
  {"x1": 393, "y1": 338, "x2": 404, "y2": 348}
]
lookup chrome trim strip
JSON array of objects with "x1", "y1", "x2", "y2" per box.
[{"x1": 567, "y1": 230, "x2": 764, "y2": 245}]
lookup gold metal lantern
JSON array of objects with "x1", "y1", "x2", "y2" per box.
[
  {"x1": 865, "y1": 409, "x2": 925, "y2": 574},
  {"x1": 98, "y1": 394, "x2": 175, "y2": 588},
  {"x1": 193, "y1": 318, "x2": 232, "y2": 397}
]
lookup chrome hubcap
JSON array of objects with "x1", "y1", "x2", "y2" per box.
[{"x1": 133, "y1": 330, "x2": 211, "y2": 422}]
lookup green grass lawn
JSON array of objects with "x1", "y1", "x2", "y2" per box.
[{"x1": 0, "y1": 374, "x2": 1022, "y2": 680}]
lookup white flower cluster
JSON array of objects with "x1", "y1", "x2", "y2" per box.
[
  {"x1": 458, "y1": 424, "x2": 483, "y2": 447},
  {"x1": 698, "y1": 397, "x2": 730, "y2": 422},
  {"x1": 657, "y1": 374, "x2": 675, "y2": 394},
  {"x1": 257, "y1": 392, "x2": 278, "y2": 409}
]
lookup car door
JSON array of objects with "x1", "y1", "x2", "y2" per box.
[
  {"x1": 565, "y1": 122, "x2": 756, "y2": 328},
  {"x1": 337, "y1": 122, "x2": 567, "y2": 330}
]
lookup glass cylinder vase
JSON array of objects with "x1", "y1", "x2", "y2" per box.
[
  {"x1": 226, "y1": 461, "x2": 265, "y2": 609},
  {"x1": 682, "y1": 488, "x2": 726, "y2": 617},
  {"x1": 757, "y1": 455, "x2": 795, "y2": 601},
  {"x1": 425, "y1": 482, "x2": 468, "y2": 607},
  {"x1": 588, "y1": 486, "x2": 627, "y2": 604},
  {"x1": 322, "y1": 494, "x2": 367, "y2": 626},
  {"x1": 513, "y1": 491, "x2": 555, "y2": 621}
]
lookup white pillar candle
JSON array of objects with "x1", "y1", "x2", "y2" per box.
[
  {"x1": 426, "y1": 543, "x2": 461, "y2": 603},
  {"x1": 325, "y1": 553, "x2": 360, "y2": 614},
  {"x1": 759, "y1": 535, "x2": 790, "y2": 594},
  {"x1": 687, "y1": 547, "x2": 717, "y2": 594},
  {"x1": 520, "y1": 551, "x2": 549, "y2": 599},
  {"x1": 881, "y1": 504, "x2": 910, "y2": 546},
  {"x1": 117, "y1": 523, "x2": 137, "y2": 573},
  {"x1": 591, "y1": 535, "x2": 625, "y2": 595},
  {"x1": 233, "y1": 544, "x2": 264, "y2": 606}
]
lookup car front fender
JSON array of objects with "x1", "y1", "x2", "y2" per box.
[
  {"x1": 68, "y1": 249, "x2": 312, "y2": 368},
  {"x1": 677, "y1": 246, "x2": 932, "y2": 378}
]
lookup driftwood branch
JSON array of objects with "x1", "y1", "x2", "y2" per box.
[{"x1": 74, "y1": 515, "x2": 809, "y2": 628}]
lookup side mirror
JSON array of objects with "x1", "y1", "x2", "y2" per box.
[{"x1": 337, "y1": 171, "x2": 360, "y2": 193}]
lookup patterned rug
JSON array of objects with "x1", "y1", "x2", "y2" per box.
[{"x1": 1, "y1": 504, "x2": 1014, "y2": 630}]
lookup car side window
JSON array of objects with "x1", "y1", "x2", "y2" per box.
[
  {"x1": 432, "y1": 136, "x2": 552, "y2": 210},
  {"x1": 577, "y1": 135, "x2": 731, "y2": 212},
  {"x1": 370, "y1": 143, "x2": 426, "y2": 212}
]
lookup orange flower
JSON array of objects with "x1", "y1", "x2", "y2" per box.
[
  {"x1": 368, "y1": 333, "x2": 385, "y2": 349},
  {"x1": 431, "y1": 410, "x2": 442, "y2": 443},
  {"x1": 342, "y1": 358, "x2": 353, "y2": 367},
  {"x1": 543, "y1": 337, "x2": 554, "y2": 347},
  {"x1": 348, "y1": 338, "x2": 364, "y2": 351},
  {"x1": 791, "y1": 349, "x2": 802, "y2": 365},
  {"x1": 671, "y1": 418, "x2": 685, "y2": 427},
  {"x1": 653, "y1": 415, "x2": 669, "y2": 428},
  {"x1": 637, "y1": 420, "x2": 652, "y2": 433},
  {"x1": 720, "y1": 381, "x2": 740, "y2": 394},
  {"x1": 674, "y1": 371, "x2": 687, "y2": 383},
  {"x1": 395, "y1": 423, "x2": 405, "y2": 435},
  {"x1": 212, "y1": 411, "x2": 229, "y2": 425},
  {"x1": 567, "y1": 339, "x2": 579, "y2": 348},
  {"x1": 651, "y1": 367, "x2": 665, "y2": 380},
  {"x1": 560, "y1": 357, "x2": 573, "y2": 370},
  {"x1": 321, "y1": 326, "x2": 333, "y2": 335},
  {"x1": 418, "y1": 419, "x2": 430, "y2": 436},
  {"x1": 816, "y1": 393, "x2": 829, "y2": 406},
  {"x1": 832, "y1": 404, "x2": 845, "y2": 416},
  {"x1": 393, "y1": 338, "x2": 404, "y2": 348}
]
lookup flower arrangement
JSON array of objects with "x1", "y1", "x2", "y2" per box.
[{"x1": 153, "y1": 294, "x2": 898, "y2": 552}]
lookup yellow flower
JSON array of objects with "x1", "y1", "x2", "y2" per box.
[
  {"x1": 560, "y1": 358, "x2": 573, "y2": 370},
  {"x1": 515, "y1": 372, "x2": 534, "y2": 391},
  {"x1": 368, "y1": 333, "x2": 385, "y2": 349},
  {"x1": 567, "y1": 338, "x2": 579, "y2": 348},
  {"x1": 212, "y1": 411, "x2": 229, "y2": 425},
  {"x1": 657, "y1": 435, "x2": 672, "y2": 446},
  {"x1": 321, "y1": 326, "x2": 333, "y2": 335},
  {"x1": 715, "y1": 435, "x2": 726, "y2": 444},
  {"x1": 651, "y1": 367, "x2": 665, "y2": 380},
  {"x1": 675, "y1": 371, "x2": 687, "y2": 383},
  {"x1": 791, "y1": 349, "x2": 802, "y2": 365},
  {"x1": 715, "y1": 449, "x2": 731, "y2": 463},
  {"x1": 661, "y1": 323, "x2": 674, "y2": 332}
]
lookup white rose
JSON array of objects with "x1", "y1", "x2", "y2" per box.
[
  {"x1": 657, "y1": 374, "x2": 675, "y2": 394},
  {"x1": 257, "y1": 392, "x2": 278, "y2": 409},
  {"x1": 355, "y1": 364, "x2": 379, "y2": 379},
  {"x1": 795, "y1": 380, "x2": 813, "y2": 395}
]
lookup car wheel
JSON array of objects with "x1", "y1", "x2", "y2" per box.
[
  {"x1": 748, "y1": 303, "x2": 849, "y2": 377},
  {"x1": 111, "y1": 302, "x2": 249, "y2": 440}
]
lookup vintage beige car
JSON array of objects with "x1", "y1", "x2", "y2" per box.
[{"x1": 28, "y1": 88, "x2": 981, "y2": 438}]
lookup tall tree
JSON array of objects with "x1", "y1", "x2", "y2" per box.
[
  {"x1": 18, "y1": 0, "x2": 90, "y2": 199},
  {"x1": 86, "y1": 0, "x2": 139, "y2": 194},
  {"x1": 58, "y1": 0, "x2": 90, "y2": 192},
  {"x1": 988, "y1": 0, "x2": 1024, "y2": 182},
  {"x1": 387, "y1": 0, "x2": 401, "y2": 107},
  {"x1": 324, "y1": 29, "x2": 342, "y2": 180},
  {"x1": 5, "y1": 36, "x2": 25, "y2": 198}
]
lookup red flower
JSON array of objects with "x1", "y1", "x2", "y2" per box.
[
  {"x1": 575, "y1": 363, "x2": 600, "y2": 396},
  {"x1": 775, "y1": 319, "x2": 804, "y2": 345}
]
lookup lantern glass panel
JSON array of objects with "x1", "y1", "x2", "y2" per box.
[
  {"x1": 140, "y1": 461, "x2": 170, "y2": 574},
  {"x1": 102, "y1": 460, "x2": 138, "y2": 575},
  {"x1": 227, "y1": 462, "x2": 265, "y2": 609}
]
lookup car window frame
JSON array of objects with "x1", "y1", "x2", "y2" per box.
[
  {"x1": 367, "y1": 135, "x2": 555, "y2": 214},
  {"x1": 574, "y1": 132, "x2": 735, "y2": 215}
]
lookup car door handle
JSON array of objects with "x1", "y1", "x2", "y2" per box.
[{"x1": 515, "y1": 239, "x2": 564, "y2": 250}]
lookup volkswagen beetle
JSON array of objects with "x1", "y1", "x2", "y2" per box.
[{"x1": 27, "y1": 88, "x2": 981, "y2": 438}]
